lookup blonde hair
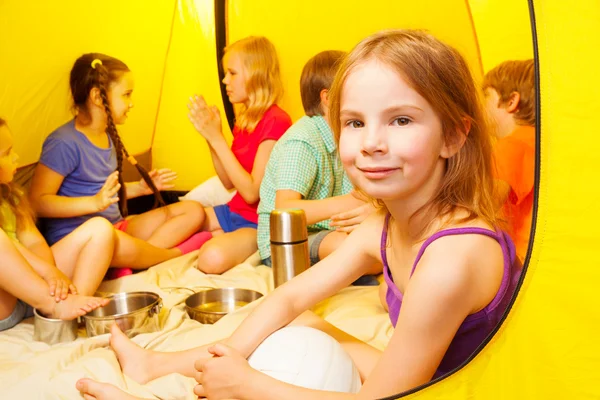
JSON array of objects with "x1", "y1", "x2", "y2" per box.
[
  {"x1": 225, "y1": 36, "x2": 283, "y2": 132},
  {"x1": 329, "y1": 30, "x2": 497, "y2": 232},
  {"x1": 0, "y1": 118, "x2": 34, "y2": 229},
  {"x1": 483, "y1": 59, "x2": 536, "y2": 126}
]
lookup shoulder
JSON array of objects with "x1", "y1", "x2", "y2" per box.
[
  {"x1": 279, "y1": 116, "x2": 323, "y2": 144},
  {"x1": 496, "y1": 126, "x2": 535, "y2": 154},
  {"x1": 346, "y1": 208, "x2": 387, "y2": 260},
  {"x1": 264, "y1": 104, "x2": 292, "y2": 125},
  {"x1": 253, "y1": 105, "x2": 293, "y2": 142},
  {"x1": 44, "y1": 121, "x2": 78, "y2": 146},
  {"x1": 413, "y1": 224, "x2": 504, "y2": 308}
]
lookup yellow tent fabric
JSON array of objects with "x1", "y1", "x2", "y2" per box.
[
  {"x1": 401, "y1": 1, "x2": 600, "y2": 399},
  {"x1": 0, "y1": 0, "x2": 530, "y2": 190},
  {"x1": 2, "y1": 0, "x2": 599, "y2": 398}
]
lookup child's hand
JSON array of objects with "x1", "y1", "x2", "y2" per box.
[
  {"x1": 194, "y1": 343, "x2": 255, "y2": 400},
  {"x1": 45, "y1": 269, "x2": 77, "y2": 302},
  {"x1": 330, "y1": 202, "x2": 377, "y2": 233},
  {"x1": 188, "y1": 95, "x2": 224, "y2": 144},
  {"x1": 139, "y1": 168, "x2": 177, "y2": 194},
  {"x1": 94, "y1": 171, "x2": 120, "y2": 211}
]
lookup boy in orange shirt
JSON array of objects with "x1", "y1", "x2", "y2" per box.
[{"x1": 483, "y1": 59, "x2": 536, "y2": 262}]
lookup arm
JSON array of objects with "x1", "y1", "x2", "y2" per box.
[
  {"x1": 29, "y1": 164, "x2": 118, "y2": 218},
  {"x1": 224, "y1": 214, "x2": 382, "y2": 358},
  {"x1": 271, "y1": 141, "x2": 363, "y2": 225},
  {"x1": 210, "y1": 137, "x2": 275, "y2": 204},
  {"x1": 15, "y1": 216, "x2": 55, "y2": 267},
  {"x1": 355, "y1": 234, "x2": 497, "y2": 398},
  {"x1": 235, "y1": 235, "x2": 491, "y2": 400},
  {"x1": 276, "y1": 190, "x2": 364, "y2": 226},
  {"x1": 209, "y1": 145, "x2": 234, "y2": 190},
  {"x1": 12, "y1": 229, "x2": 76, "y2": 300}
]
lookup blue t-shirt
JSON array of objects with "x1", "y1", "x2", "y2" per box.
[{"x1": 39, "y1": 119, "x2": 122, "y2": 244}]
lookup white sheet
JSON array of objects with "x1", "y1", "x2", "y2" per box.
[{"x1": 0, "y1": 251, "x2": 392, "y2": 399}]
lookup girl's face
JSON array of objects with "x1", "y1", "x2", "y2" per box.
[
  {"x1": 222, "y1": 52, "x2": 249, "y2": 105},
  {"x1": 338, "y1": 60, "x2": 448, "y2": 204},
  {"x1": 108, "y1": 72, "x2": 135, "y2": 125},
  {"x1": 0, "y1": 125, "x2": 19, "y2": 184}
]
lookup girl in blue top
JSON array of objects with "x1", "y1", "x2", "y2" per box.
[
  {"x1": 29, "y1": 54, "x2": 209, "y2": 272},
  {"x1": 0, "y1": 118, "x2": 109, "y2": 331}
]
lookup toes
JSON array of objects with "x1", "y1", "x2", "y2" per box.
[{"x1": 76, "y1": 378, "x2": 100, "y2": 396}]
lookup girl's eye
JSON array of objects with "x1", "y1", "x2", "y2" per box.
[
  {"x1": 346, "y1": 120, "x2": 364, "y2": 128},
  {"x1": 393, "y1": 117, "x2": 411, "y2": 126}
]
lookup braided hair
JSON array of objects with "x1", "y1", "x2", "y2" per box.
[{"x1": 70, "y1": 53, "x2": 165, "y2": 216}]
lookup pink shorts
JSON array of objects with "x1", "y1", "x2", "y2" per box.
[{"x1": 113, "y1": 219, "x2": 130, "y2": 232}]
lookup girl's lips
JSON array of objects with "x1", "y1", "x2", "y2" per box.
[{"x1": 357, "y1": 167, "x2": 399, "y2": 179}]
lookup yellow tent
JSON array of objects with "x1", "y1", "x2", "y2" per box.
[{"x1": 1, "y1": 0, "x2": 598, "y2": 398}]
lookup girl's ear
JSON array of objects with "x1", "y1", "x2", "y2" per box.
[
  {"x1": 89, "y1": 87, "x2": 103, "y2": 107},
  {"x1": 440, "y1": 118, "x2": 470, "y2": 159}
]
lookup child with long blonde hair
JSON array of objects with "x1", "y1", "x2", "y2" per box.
[
  {"x1": 187, "y1": 36, "x2": 292, "y2": 274},
  {"x1": 0, "y1": 118, "x2": 109, "y2": 331},
  {"x1": 78, "y1": 30, "x2": 522, "y2": 400},
  {"x1": 29, "y1": 54, "x2": 209, "y2": 274}
]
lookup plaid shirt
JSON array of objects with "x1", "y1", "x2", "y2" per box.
[{"x1": 257, "y1": 115, "x2": 353, "y2": 259}]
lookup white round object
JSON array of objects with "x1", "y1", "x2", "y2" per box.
[{"x1": 247, "y1": 326, "x2": 362, "y2": 393}]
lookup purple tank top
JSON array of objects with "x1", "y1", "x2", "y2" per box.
[{"x1": 381, "y1": 214, "x2": 522, "y2": 379}]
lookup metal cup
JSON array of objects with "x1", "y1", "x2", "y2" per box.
[{"x1": 33, "y1": 309, "x2": 78, "y2": 345}]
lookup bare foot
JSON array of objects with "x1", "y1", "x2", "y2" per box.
[
  {"x1": 38, "y1": 295, "x2": 109, "y2": 320},
  {"x1": 109, "y1": 324, "x2": 156, "y2": 384},
  {"x1": 76, "y1": 378, "x2": 147, "y2": 400}
]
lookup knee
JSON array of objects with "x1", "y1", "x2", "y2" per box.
[
  {"x1": 84, "y1": 217, "x2": 116, "y2": 245},
  {"x1": 82, "y1": 217, "x2": 114, "y2": 236},
  {"x1": 196, "y1": 245, "x2": 229, "y2": 274},
  {"x1": 179, "y1": 201, "x2": 205, "y2": 227}
]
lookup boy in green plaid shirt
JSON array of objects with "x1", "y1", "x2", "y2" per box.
[{"x1": 257, "y1": 51, "x2": 380, "y2": 279}]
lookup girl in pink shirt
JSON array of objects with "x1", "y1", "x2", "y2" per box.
[{"x1": 187, "y1": 36, "x2": 291, "y2": 274}]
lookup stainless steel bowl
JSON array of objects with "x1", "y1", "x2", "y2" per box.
[
  {"x1": 33, "y1": 308, "x2": 78, "y2": 345},
  {"x1": 185, "y1": 288, "x2": 263, "y2": 324},
  {"x1": 83, "y1": 291, "x2": 162, "y2": 338}
]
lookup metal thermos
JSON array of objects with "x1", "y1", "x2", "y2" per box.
[{"x1": 270, "y1": 208, "x2": 310, "y2": 288}]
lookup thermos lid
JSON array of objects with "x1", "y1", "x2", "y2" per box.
[{"x1": 270, "y1": 208, "x2": 308, "y2": 243}]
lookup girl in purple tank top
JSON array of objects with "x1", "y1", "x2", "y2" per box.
[{"x1": 77, "y1": 30, "x2": 523, "y2": 400}]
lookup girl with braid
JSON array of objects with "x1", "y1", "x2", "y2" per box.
[{"x1": 29, "y1": 54, "x2": 209, "y2": 273}]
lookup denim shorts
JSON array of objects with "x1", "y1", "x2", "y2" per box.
[
  {"x1": 0, "y1": 300, "x2": 34, "y2": 332},
  {"x1": 214, "y1": 204, "x2": 258, "y2": 233}
]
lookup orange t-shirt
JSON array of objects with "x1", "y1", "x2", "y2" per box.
[{"x1": 494, "y1": 125, "x2": 536, "y2": 262}]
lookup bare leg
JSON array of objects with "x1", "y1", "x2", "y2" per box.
[
  {"x1": 125, "y1": 201, "x2": 204, "y2": 248},
  {"x1": 319, "y1": 231, "x2": 383, "y2": 275},
  {"x1": 111, "y1": 230, "x2": 181, "y2": 270},
  {"x1": 196, "y1": 228, "x2": 257, "y2": 274},
  {"x1": 0, "y1": 229, "x2": 108, "y2": 321},
  {"x1": 110, "y1": 311, "x2": 381, "y2": 385},
  {"x1": 109, "y1": 324, "x2": 213, "y2": 384},
  {"x1": 289, "y1": 310, "x2": 382, "y2": 383},
  {"x1": 76, "y1": 379, "x2": 149, "y2": 400},
  {"x1": 51, "y1": 217, "x2": 114, "y2": 295}
]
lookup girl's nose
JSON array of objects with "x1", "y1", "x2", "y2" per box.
[{"x1": 361, "y1": 126, "x2": 388, "y2": 155}]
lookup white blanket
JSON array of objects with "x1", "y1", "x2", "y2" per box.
[{"x1": 0, "y1": 251, "x2": 392, "y2": 399}]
